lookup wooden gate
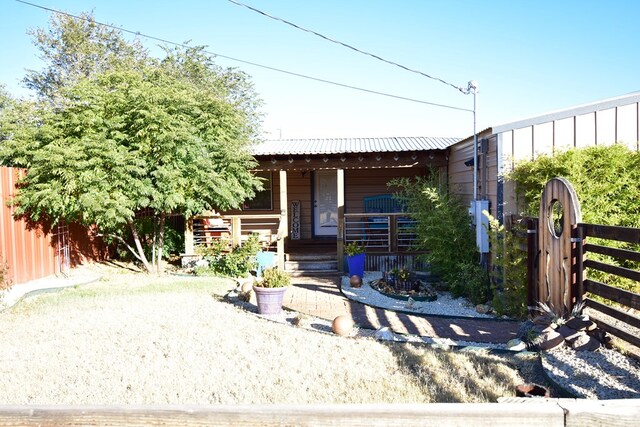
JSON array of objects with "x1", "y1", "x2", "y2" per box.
[{"x1": 537, "y1": 178, "x2": 582, "y2": 316}]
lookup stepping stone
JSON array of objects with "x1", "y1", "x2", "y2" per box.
[{"x1": 571, "y1": 334, "x2": 601, "y2": 351}]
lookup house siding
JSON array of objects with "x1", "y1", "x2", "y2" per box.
[{"x1": 451, "y1": 93, "x2": 640, "y2": 222}]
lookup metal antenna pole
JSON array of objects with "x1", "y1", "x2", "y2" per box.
[{"x1": 469, "y1": 81, "x2": 478, "y2": 201}]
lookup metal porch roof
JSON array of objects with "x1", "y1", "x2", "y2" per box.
[{"x1": 251, "y1": 136, "x2": 461, "y2": 156}]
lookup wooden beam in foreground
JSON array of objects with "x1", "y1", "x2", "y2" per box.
[{"x1": 0, "y1": 400, "x2": 637, "y2": 426}]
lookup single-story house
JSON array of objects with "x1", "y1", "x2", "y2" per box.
[{"x1": 184, "y1": 137, "x2": 460, "y2": 272}]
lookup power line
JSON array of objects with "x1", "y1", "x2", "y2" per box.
[
  {"x1": 14, "y1": 0, "x2": 472, "y2": 112},
  {"x1": 227, "y1": 0, "x2": 468, "y2": 93}
]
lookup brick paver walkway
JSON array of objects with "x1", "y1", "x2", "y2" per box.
[{"x1": 285, "y1": 275, "x2": 519, "y2": 344}]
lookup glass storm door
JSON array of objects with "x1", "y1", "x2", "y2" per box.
[{"x1": 313, "y1": 170, "x2": 338, "y2": 236}]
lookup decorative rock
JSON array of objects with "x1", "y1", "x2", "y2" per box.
[
  {"x1": 195, "y1": 259, "x2": 209, "y2": 267},
  {"x1": 240, "y1": 279, "x2": 254, "y2": 293},
  {"x1": 506, "y1": 338, "x2": 527, "y2": 351},
  {"x1": 571, "y1": 334, "x2": 601, "y2": 351},
  {"x1": 475, "y1": 304, "x2": 492, "y2": 315},
  {"x1": 374, "y1": 327, "x2": 395, "y2": 341},
  {"x1": 537, "y1": 326, "x2": 565, "y2": 351},
  {"x1": 565, "y1": 316, "x2": 594, "y2": 331},
  {"x1": 373, "y1": 327, "x2": 406, "y2": 342},
  {"x1": 332, "y1": 315, "x2": 354, "y2": 336},
  {"x1": 349, "y1": 275, "x2": 363, "y2": 288},
  {"x1": 293, "y1": 313, "x2": 309, "y2": 328},
  {"x1": 515, "y1": 383, "x2": 550, "y2": 398},
  {"x1": 557, "y1": 325, "x2": 583, "y2": 341}
]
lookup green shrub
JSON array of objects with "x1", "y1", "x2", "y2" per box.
[
  {"x1": 391, "y1": 175, "x2": 489, "y2": 303},
  {"x1": 256, "y1": 267, "x2": 290, "y2": 288},
  {"x1": 195, "y1": 233, "x2": 261, "y2": 278},
  {"x1": 509, "y1": 143, "x2": 640, "y2": 295},
  {"x1": 486, "y1": 214, "x2": 528, "y2": 318}
]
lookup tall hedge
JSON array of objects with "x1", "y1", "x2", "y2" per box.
[{"x1": 509, "y1": 143, "x2": 640, "y2": 295}]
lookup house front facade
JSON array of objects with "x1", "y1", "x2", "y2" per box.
[{"x1": 184, "y1": 137, "x2": 459, "y2": 272}]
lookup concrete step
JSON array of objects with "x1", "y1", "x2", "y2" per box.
[
  {"x1": 285, "y1": 260, "x2": 338, "y2": 271},
  {"x1": 285, "y1": 253, "x2": 336, "y2": 262}
]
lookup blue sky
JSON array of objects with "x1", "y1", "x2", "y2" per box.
[{"x1": 1, "y1": 0, "x2": 639, "y2": 140}]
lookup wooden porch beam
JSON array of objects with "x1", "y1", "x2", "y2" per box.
[
  {"x1": 277, "y1": 170, "x2": 288, "y2": 270},
  {"x1": 337, "y1": 168, "x2": 345, "y2": 272},
  {"x1": 184, "y1": 218, "x2": 194, "y2": 255}
]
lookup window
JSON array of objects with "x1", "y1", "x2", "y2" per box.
[{"x1": 243, "y1": 171, "x2": 273, "y2": 210}]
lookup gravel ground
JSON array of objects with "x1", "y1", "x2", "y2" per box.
[
  {"x1": 541, "y1": 345, "x2": 640, "y2": 399},
  {"x1": 341, "y1": 272, "x2": 495, "y2": 319}
]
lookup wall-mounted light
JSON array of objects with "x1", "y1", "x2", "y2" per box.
[
  {"x1": 271, "y1": 158, "x2": 277, "y2": 164},
  {"x1": 393, "y1": 154, "x2": 399, "y2": 161},
  {"x1": 288, "y1": 157, "x2": 294, "y2": 164},
  {"x1": 323, "y1": 157, "x2": 329, "y2": 163},
  {"x1": 411, "y1": 154, "x2": 417, "y2": 160},
  {"x1": 340, "y1": 156, "x2": 346, "y2": 162},
  {"x1": 375, "y1": 154, "x2": 382, "y2": 161},
  {"x1": 305, "y1": 157, "x2": 311, "y2": 163},
  {"x1": 428, "y1": 153, "x2": 434, "y2": 160},
  {"x1": 358, "y1": 156, "x2": 364, "y2": 162}
]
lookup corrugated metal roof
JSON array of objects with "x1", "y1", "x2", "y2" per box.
[{"x1": 251, "y1": 136, "x2": 461, "y2": 156}]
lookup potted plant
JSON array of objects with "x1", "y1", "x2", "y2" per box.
[
  {"x1": 252, "y1": 267, "x2": 291, "y2": 315},
  {"x1": 345, "y1": 241, "x2": 365, "y2": 278}
]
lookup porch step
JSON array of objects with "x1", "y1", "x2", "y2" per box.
[
  {"x1": 285, "y1": 253, "x2": 335, "y2": 262},
  {"x1": 284, "y1": 260, "x2": 338, "y2": 272}
]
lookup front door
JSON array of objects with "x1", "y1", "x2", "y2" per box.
[{"x1": 313, "y1": 170, "x2": 338, "y2": 236}]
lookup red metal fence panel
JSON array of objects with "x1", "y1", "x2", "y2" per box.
[
  {"x1": 1, "y1": 167, "x2": 57, "y2": 285},
  {"x1": 1, "y1": 167, "x2": 109, "y2": 286}
]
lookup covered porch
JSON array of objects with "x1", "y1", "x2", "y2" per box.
[{"x1": 184, "y1": 137, "x2": 456, "y2": 273}]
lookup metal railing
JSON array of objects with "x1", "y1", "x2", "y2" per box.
[{"x1": 343, "y1": 212, "x2": 417, "y2": 253}]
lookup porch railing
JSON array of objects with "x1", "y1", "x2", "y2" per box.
[
  {"x1": 184, "y1": 213, "x2": 285, "y2": 268},
  {"x1": 343, "y1": 213, "x2": 417, "y2": 253}
]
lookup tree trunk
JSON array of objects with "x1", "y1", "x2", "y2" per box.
[
  {"x1": 128, "y1": 219, "x2": 152, "y2": 273},
  {"x1": 156, "y1": 212, "x2": 166, "y2": 275}
]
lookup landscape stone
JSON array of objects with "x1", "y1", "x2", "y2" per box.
[
  {"x1": 565, "y1": 316, "x2": 593, "y2": 331},
  {"x1": 537, "y1": 327, "x2": 565, "y2": 351},
  {"x1": 571, "y1": 334, "x2": 601, "y2": 351},
  {"x1": 475, "y1": 304, "x2": 492, "y2": 315},
  {"x1": 557, "y1": 325, "x2": 584, "y2": 341},
  {"x1": 506, "y1": 339, "x2": 527, "y2": 351}
]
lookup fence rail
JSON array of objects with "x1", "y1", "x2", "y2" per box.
[{"x1": 578, "y1": 223, "x2": 639, "y2": 348}]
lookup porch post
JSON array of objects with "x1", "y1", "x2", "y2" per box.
[
  {"x1": 337, "y1": 168, "x2": 345, "y2": 272},
  {"x1": 185, "y1": 218, "x2": 194, "y2": 254},
  {"x1": 278, "y1": 170, "x2": 288, "y2": 270}
]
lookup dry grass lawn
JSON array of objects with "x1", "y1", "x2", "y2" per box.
[{"x1": 0, "y1": 269, "x2": 540, "y2": 404}]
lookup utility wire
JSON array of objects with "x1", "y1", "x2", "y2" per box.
[
  {"x1": 227, "y1": 0, "x2": 468, "y2": 93},
  {"x1": 14, "y1": 0, "x2": 472, "y2": 112}
]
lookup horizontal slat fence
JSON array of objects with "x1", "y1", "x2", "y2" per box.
[{"x1": 579, "y1": 222, "x2": 640, "y2": 348}]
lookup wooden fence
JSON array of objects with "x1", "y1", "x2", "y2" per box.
[
  {"x1": 578, "y1": 223, "x2": 640, "y2": 348},
  {"x1": 0, "y1": 399, "x2": 638, "y2": 426},
  {"x1": 517, "y1": 215, "x2": 640, "y2": 349}
]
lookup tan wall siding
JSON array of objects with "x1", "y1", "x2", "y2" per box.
[
  {"x1": 448, "y1": 139, "x2": 474, "y2": 206},
  {"x1": 499, "y1": 102, "x2": 640, "y2": 217}
]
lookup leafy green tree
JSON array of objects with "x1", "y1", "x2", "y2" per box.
[{"x1": 0, "y1": 13, "x2": 262, "y2": 274}]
